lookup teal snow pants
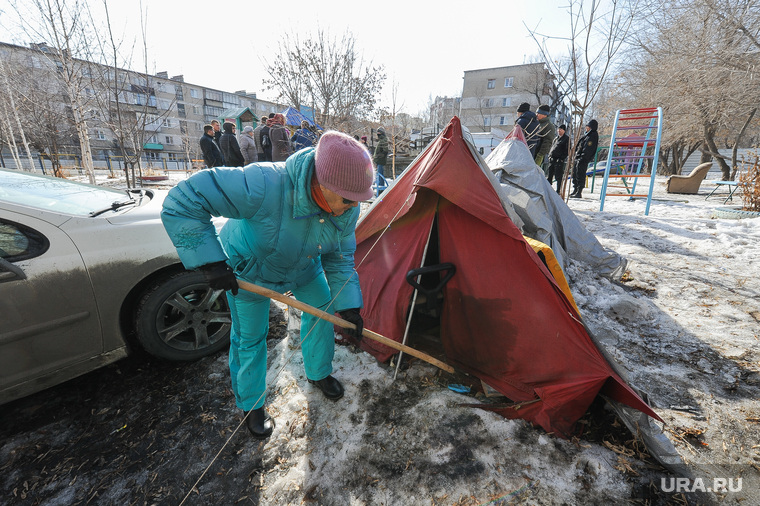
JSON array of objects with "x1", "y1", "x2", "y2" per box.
[{"x1": 226, "y1": 273, "x2": 336, "y2": 411}]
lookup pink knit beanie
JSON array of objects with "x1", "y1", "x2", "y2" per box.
[{"x1": 315, "y1": 131, "x2": 374, "y2": 201}]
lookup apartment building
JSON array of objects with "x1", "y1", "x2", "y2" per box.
[
  {"x1": 459, "y1": 63, "x2": 557, "y2": 134},
  {"x1": 0, "y1": 41, "x2": 285, "y2": 169}
]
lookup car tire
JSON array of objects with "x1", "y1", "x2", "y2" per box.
[{"x1": 135, "y1": 270, "x2": 231, "y2": 361}]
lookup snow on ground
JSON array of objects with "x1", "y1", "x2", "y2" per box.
[{"x1": 2, "y1": 169, "x2": 759, "y2": 505}]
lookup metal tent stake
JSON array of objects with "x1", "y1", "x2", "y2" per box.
[{"x1": 393, "y1": 218, "x2": 435, "y2": 380}]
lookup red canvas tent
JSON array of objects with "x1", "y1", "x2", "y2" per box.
[{"x1": 350, "y1": 117, "x2": 660, "y2": 436}]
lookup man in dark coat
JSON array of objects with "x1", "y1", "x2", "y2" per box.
[
  {"x1": 547, "y1": 124, "x2": 570, "y2": 193},
  {"x1": 515, "y1": 102, "x2": 541, "y2": 157},
  {"x1": 570, "y1": 119, "x2": 599, "y2": 199},
  {"x1": 260, "y1": 113, "x2": 275, "y2": 162},
  {"x1": 373, "y1": 127, "x2": 389, "y2": 193},
  {"x1": 200, "y1": 124, "x2": 224, "y2": 168},
  {"x1": 211, "y1": 119, "x2": 223, "y2": 144},
  {"x1": 219, "y1": 121, "x2": 245, "y2": 167}
]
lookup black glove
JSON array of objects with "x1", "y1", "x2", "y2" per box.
[
  {"x1": 199, "y1": 261, "x2": 239, "y2": 295},
  {"x1": 339, "y1": 308, "x2": 363, "y2": 341}
]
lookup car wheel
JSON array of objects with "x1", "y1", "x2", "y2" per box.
[{"x1": 135, "y1": 270, "x2": 231, "y2": 361}]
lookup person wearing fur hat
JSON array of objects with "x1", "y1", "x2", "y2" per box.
[
  {"x1": 569, "y1": 119, "x2": 599, "y2": 199},
  {"x1": 161, "y1": 131, "x2": 374, "y2": 439},
  {"x1": 515, "y1": 102, "x2": 541, "y2": 157},
  {"x1": 533, "y1": 104, "x2": 556, "y2": 167},
  {"x1": 547, "y1": 124, "x2": 570, "y2": 193}
]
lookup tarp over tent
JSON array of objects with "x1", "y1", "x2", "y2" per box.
[
  {"x1": 280, "y1": 106, "x2": 322, "y2": 129},
  {"x1": 351, "y1": 116, "x2": 660, "y2": 438},
  {"x1": 484, "y1": 128, "x2": 628, "y2": 278}
]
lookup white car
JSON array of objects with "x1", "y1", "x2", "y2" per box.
[{"x1": 0, "y1": 168, "x2": 231, "y2": 405}]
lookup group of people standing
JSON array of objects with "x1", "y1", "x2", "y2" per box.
[
  {"x1": 199, "y1": 115, "x2": 321, "y2": 169},
  {"x1": 514, "y1": 102, "x2": 599, "y2": 199}
]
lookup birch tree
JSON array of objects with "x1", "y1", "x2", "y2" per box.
[
  {"x1": 0, "y1": 56, "x2": 35, "y2": 171},
  {"x1": 9, "y1": 0, "x2": 98, "y2": 182}
]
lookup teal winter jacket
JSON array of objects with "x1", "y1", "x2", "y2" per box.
[{"x1": 160, "y1": 148, "x2": 363, "y2": 312}]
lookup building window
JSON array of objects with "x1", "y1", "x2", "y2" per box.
[
  {"x1": 168, "y1": 153, "x2": 178, "y2": 161},
  {"x1": 165, "y1": 136, "x2": 173, "y2": 145},
  {"x1": 177, "y1": 103, "x2": 186, "y2": 118},
  {"x1": 95, "y1": 129, "x2": 106, "y2": 140},
  {"x1": 175, "y1": 86, "x2": 184, "y2": 100},
  {"x1": 206, "y1": 90, "x2": 223, "y2": 102},
  {"x1": 483, "y1": 117, "x2": 491, "y2": 126},
  {"x1": 504, "y1": 77, "x2": 514, "y2": 88},
  {"x1": 502, "y1": 97, "x2": 511, "y2": 107},
  {"x1": 204, "y1": 105, "x2": 224, "y2": 117},
  {"x1": 190, "y1": 89, "x2": 199, "y2": 98},
  {"x1": 163, "y1": 118, "x2": 173, "y2": 128},
  {"x1": 499, "y1": 116, "x2": 506, "y2": 125},
  {"x1": 487, "y1": 79, "x2": 495, "y2": 89},
  {"x1": 193, "y1": 105, "x2": 201, "y2": 115}
]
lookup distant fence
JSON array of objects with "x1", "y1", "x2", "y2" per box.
[{"x1": 0, "y1": 153, "x2": 206, "y2": 175}]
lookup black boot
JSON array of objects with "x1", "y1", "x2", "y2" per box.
[
  {"x1": 245, "y1": 407, "x2": 274, "y2": 439},
  {"x1": 308, "y1": 375, "x2": 344, "y2": 400},
  {"x1": 570, "y1": 188, "x2": 583, "y2": 199}
]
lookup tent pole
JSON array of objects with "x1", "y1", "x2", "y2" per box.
[{"x1": 393, "y1": 218, "x2": 435, "y2": 380}]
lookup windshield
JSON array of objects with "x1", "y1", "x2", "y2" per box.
[{"x1": 0, "y1": 169, "x2": 132, "y2": 216}]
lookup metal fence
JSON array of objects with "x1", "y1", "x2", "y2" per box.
[{"x1": 0, "y1": 153, "x2": 205, "y2": 176}]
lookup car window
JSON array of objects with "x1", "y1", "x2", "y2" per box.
[
  {"x1": 0, "y1": 169, "x2": 128, "y2": 216},
  {"x1": 0, "y1": 220, "x2": 50, "y2": 262}
]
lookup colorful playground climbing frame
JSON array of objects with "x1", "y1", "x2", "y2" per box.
[{"x1": 599, "y1": 107, "x2": 663, "y2": 215}]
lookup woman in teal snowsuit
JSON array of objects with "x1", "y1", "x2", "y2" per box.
[{"x1": 161, "y1": 131, "x2": 374, "y2": 438}]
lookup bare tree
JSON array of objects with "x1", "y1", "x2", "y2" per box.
[
  {"x1": 526, "y1": 0, "x2": 640, "y2": 196},
  {"x1": 263, "y1": 29, "x2": 386, "y2": 130},
  {"x1": 514, "y1": 57, "x2": 566, "y2": 116},
  {"x1": 10, "y1": 0, "x2": 100, "y2": 183},
  {"x1": 0, "y1": 56, "x2": 35, "y2": 171},
  {"x1": 623, "y1": 0, "x2": 760, "y2": 178},
  {"x1": 5, "y1": 50, "x2": 78, "y2": 176},
  {"x1": 89, "y1": 0, "x2": 170, "y2": 187}
]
